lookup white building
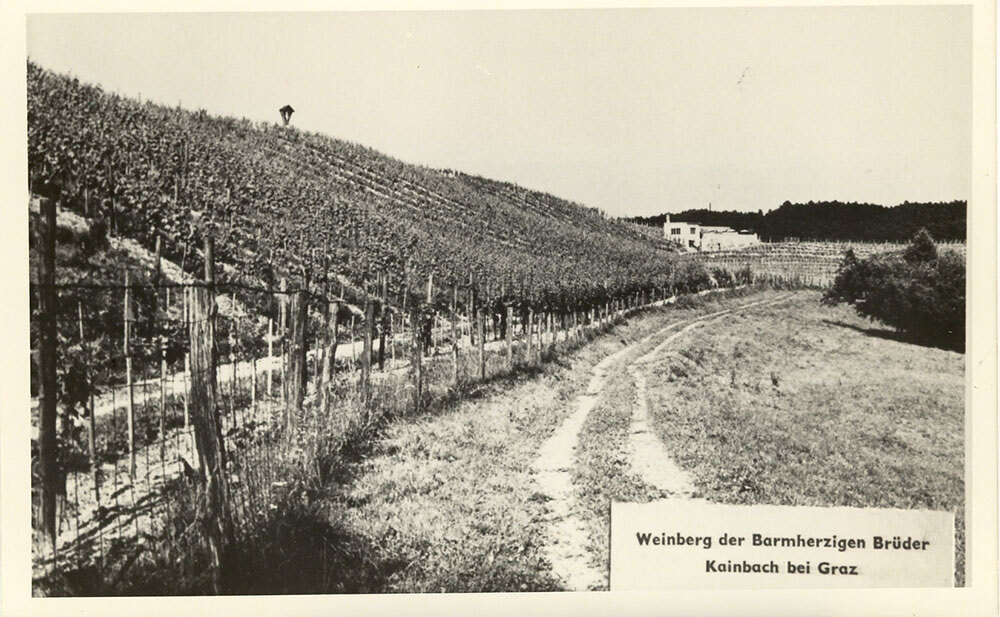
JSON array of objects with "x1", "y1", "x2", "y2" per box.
[
  {"x1": 663, "y1": 215, "x2": 761, "y2": 252},
  {"x1": 663, "y1": 215, "x2": 702, "y2": 250},
  {"x1": 701, "y1": 227, "x2": 761, "y2": 251}
]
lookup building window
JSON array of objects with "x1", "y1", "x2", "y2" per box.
[
  {"x1": 689, "y1": 240, "x2": 696, "y2": 247},
  {"x1": 690, "y1": 227, "x2": 697, "y2": 234},
  {"x1": 671, "y1": 228, "x2": 681, "y2": 235}
]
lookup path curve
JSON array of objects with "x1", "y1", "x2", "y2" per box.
[
  {"x1": 625, "y1": 294, "x2": 794, "y2": 495},
  {"x1": 532, "y1": 290, "x2": 759, "y2": 590}
]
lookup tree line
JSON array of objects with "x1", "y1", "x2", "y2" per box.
[{"x1": 628, "y1": 200, "x2": 966, "y2": 243}]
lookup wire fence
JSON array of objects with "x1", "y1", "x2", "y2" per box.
[{"x1": 33, "y1": 197, "x2": 741, "y2": 594}]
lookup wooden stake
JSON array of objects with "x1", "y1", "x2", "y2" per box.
[
  {"x1": 159, "y1": 339, "x2": 167, "y2": 459},
  {"x1": 183, "y1": 352, "x2": 190, "y2": 429},
  {"x1": 189, "y1": 282, "x2": 230, "y2": 593},
  {"x1": 410, "y1": 309, "x2": 423, "y2": 413},
  {"x1": 321, "y1": 301, "x2": 340, "y2": 412},
  {"x1": 477, "y1": 297, "x2": 486, "y2": 381},
  {"x1": 124, "y1": 269, "x2": 136, "y2": 480},
  {"x1": 267, "y1": 317, "x2": 274, "y2": 397},
  {"x1": 361, "y1": 287, "x2": 374, "y2": 405},
  {"x1": 526, "y1": 308, "x2": 534, "y2": 365},
  {"x1": 285, "y1": 289, "x2": 308, "y2": 434},
  {"x1": 35, "y1": 197, "x2": 58, "y2": 565},
  {"x1": 450, "y1": 286, "x2": 459, "y2": 387},
  {"x1": 505, "y1": 304, "x2": 514, "y2": 370}
]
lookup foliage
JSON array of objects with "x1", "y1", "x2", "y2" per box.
[
  {"x1": 822, "y1": 230, "x2": 965, "y2": 349},
  {"x1": 27, "y1": 61, "x2": 715, "y2": 314},
  {"x1": 630, "y1": 200, "x2": 967, "y2": 243}
]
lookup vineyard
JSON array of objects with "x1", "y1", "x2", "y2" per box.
[
  {"x1": 28, "y1": 61, "x2": 690, "y2": 313},
  {"x1": 25, "y1": 57, "x2": 970, "y2": 596},
  {"x1": 28, "y1": 61, "x2": 771, "y2": 594},
  {"x1": 683, "y1": 240, "x2": 966, "y2": 287}
]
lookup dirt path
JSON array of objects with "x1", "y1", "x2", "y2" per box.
[
  {"x1": 532, "y1": 330, "x2": 638, "y2": 590},
  {"x1": 625, "y1": 295, "x2": 792, "y2": 497},
  {"x1": 533, "y1": 292, "x2": 792, "y2": 590}
]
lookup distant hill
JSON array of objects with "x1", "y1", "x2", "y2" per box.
[{"x1": 628, "y1": 200, "x2": 966, "y2": 243}]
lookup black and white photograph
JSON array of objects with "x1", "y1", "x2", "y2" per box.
[{"x1": 2, "y1": 2, "x2": 997, "y2": 615}]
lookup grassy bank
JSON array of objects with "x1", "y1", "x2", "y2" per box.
[
  {"x1": 319, "y1": 289, "x2": 761, "y2": 592},
  {"x1": 641, "y1": 291, "x2": 965, "y2": 584}
]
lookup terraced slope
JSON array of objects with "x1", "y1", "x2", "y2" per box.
[{"x1": 28, "y1": 61, "x2": 684, "y2": 310}]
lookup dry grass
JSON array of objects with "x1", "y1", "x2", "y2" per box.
[
  {"x1": 318, "y1": 301, "x2": 701, "y2": 591},
  {"x1": 641, "y1": 291, "x2": 965, "y2": 585},
  {"x1": 325, "y1": 289, "x2": 762, "y2": 592}
]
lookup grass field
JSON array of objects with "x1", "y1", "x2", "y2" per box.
[
  {"x1": 184, "y1": 288, "x2": 964, "y2": 593},
  {"x1": 640, "y1": 292, "x2": 965, "y2": 584},
  {"x1": 315, "y1": 289, "x2": 772, "y2": 592}
]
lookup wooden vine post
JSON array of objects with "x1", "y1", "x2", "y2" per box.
[
  {"x1": 285, "y1": 286, "x2": 308, "y2": 434},
  {"x1": 79, "y1": 301, "x2": 98, "y2": 500},
  {"x1": 505, "y1": 303, "x2": 514, "y2": 370},
  {"x1": 267, "y1": 312, "x2": 275, "y2": 398},
  {"x1": 450, "y1": 285, "x2": 459, "y2": 387},
  {"x1": 361, "y1": 282, "x2": 374, "y2": 405},
  {"x1": 410, "y1": 308, "x2": 423, "y2": 413},
  {"x1": 188, "y1": 231, "x2": 230, "y2": 592},
  {"x1": 526, "y1": 307, "x2": 534, "y2": 365},
  {"x1": 477, "y1": 287, "x2": 486, "y2": 381},
  {"x1": 159, "y1": 338, "x2": 167, "y2": 459},
  {"x1": 426, "y1": 273, "x2": 435, "y2": 356},
  {"x1": 124, "y1": 268, "x2": 136, "y2": 479},
  {"x1": 378, "y1": 275, "x2": 388, "y2": 371},
  {"x1": 279, "y1": 277, "x2": 288, "y2": 400},
  {"x1": 35, "y1": 197, "x2": 58, "y2": 566},
  {"x1": 467, "y1": 277, "x2": 476, "y2": 347},
  {"x1": 321, "y1": 300, "x2": 340, "y2": 412}
]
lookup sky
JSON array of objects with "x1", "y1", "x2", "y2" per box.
[{"x1": 26, "y1": 7, "x2": 972, "y2": 218}]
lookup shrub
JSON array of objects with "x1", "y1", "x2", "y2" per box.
[{"x1": 822, "y1": 229, "x2": 965, "y2": 350}]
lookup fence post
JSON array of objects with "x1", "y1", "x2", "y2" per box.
[
  {"x1": 78, "y1": 300, "x2": 99, "y2": 501},
  {"x1": 124, "y1": 269, "x2": 136, "y2": 480},
  {"x1": 410, "y1": 309, "x2": 423, "y2": 413},
  {"x1": 348, "y1": 316, "x2": 356, "y2": 370},
  {"x1": 267, "y1": 316, "x2": 274, "y2": 397},
  {"x1": 450, "y1": 286, "x2": 459, "y2": 387},
  {"x1": 321, "y1": 300, "x2": 340, "y2": 411},
  {"x1": 279, "y1": 277, "x2": 287, "y2": 401},
  {"x1": 35, "y1": 196, "x2": 58, "y2": 566},
  {"x1": 477, "y1": 293, "x2": 486, "y2": 381},
  {"x1": 526, "y1": 307, "x2": 534, "y2": 366},
  {"x1": 361, "y1": 285, "x2": 374, "y2": 405},
  {"x1": 536, "y1": 308, "x2": 544, "y2": 356},
  {"x1": 468, "y1": 283, "x2": 476, "y2": 347},
  {"x1": 188, "y1": 279, "x2": 230, "y2": 592},
  {"x1": 505, "y1": 303, "x2": 514, "y2": 370},
  {"x1": 183, "y1": 351, "x2": 191, "y2": 429},
  {"x1": 426, "y1": 274, "x2": 436, "y2": 356},
  {"x1": 285, "y1": 288, "x2": 308, "y2": 434},
  {"x1": 159, "y1": 339, "x2": 167, "y2": 459},
  {"x1": 378, "y1": 275, "x2": 388, "y2": 371},
  {"x1": 155, "y1": 233, "x2": 165, "y2": 309}
]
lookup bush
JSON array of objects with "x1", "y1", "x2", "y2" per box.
[{"x1": 822, "y1": 229, "x2": 965, "y2": 350}]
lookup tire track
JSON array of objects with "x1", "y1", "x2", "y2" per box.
[
  {"x1": 532, "y1": 291, "x2": 779, "y2": 590},
  {"x1": 625, "y1": 294, "x2": 795, "y2": 496}
]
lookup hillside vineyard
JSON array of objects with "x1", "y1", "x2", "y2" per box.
[{"x1": 27, "y1": 62, "x2": 702, "y2": 311}]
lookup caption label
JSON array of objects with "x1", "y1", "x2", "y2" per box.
[{"x1": 610, "y1": 502, "x2": 954, "y2": 589}]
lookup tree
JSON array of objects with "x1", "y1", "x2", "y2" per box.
[
  {"x1": 903, "y1": 228, "x2": 937, "y2": 264},
  {"x1": 823, "y1": 230, "x2": 964, "y2": 350}
]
